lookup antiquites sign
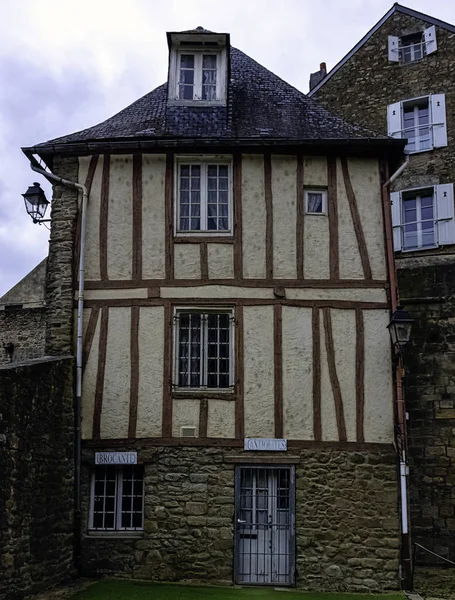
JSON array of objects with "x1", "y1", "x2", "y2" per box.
[
  {"x1": 244, "y1": 438, "x2": 287, "y2": 451},
  {"x1": 95, "y1": 451, "x2": 137, "y2": 465}
]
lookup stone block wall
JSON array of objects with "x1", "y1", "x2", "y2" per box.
[
  {"x1": 0, "y1": 308, "x2": 46, "y2": 365},
  {"x1": 80, "y1": 445, "x2": 399, "y2": 592},
  {"x1": 399, "y1": 263, "x2": 455, "y2": 563},
  {"x1": 0, "y1": 357, "x2": 75, "y2": 600}
]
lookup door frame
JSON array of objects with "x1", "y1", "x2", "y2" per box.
[{"x1": 233, "y1": 464, "x2": 296, "y2": 586}]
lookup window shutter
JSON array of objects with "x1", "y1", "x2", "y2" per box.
[
  {"x1": 424, "y1": 25, "x2": 437, "y2": 55},
  {"x1": 430, "y1": 94, "x2": 448, "y2": 148},
  {"x1": 390, "y1": 191, "x2": 402, "y2": 251},
  {"x1": 388, "y1": 36, "x2": 399, "y2": 62},
  {"x1": 436, "y1": 183, "x2": 455, "y2": 245},
  {"x1": 387, "y1": 102, "x2": 402, "y2": 138}
]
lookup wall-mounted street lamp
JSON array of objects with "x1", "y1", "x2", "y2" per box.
[
  {"x1": 387, "y1": 306, "x2": 414, "y2": 351},
  {"x1": 22, "y1": 182, "x2": 50, "y2": 224}
]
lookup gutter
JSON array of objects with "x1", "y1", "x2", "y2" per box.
[
  {"x1": 25, "y1": 150, "x2": 87, "y2": 574},
  {"x1": 381, "y1": 154, "x2": 411, "y2": 587}
]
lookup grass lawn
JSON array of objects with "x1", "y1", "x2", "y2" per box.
[{"x1": 71, "y1": 580, "x2": 404, "y2": 600}]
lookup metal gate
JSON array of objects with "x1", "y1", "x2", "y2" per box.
[{"x1": 234, "y1": 466, "x2": 295, "y2": 585}]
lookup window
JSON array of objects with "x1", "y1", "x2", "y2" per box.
[
  {"x1": 178, "y1": 53, "x2": 219, "y2": 101},
  {"x1": 391, "y1": 184, "x2": 455, "y2": 251},
  {"x1": 89, "y1": 465, "x2": 144, "y2": 532},
  {"x1": 387, "y1": 94, "x2": 447, "y2": 153},
  {"x1": 174, "y1": 309, "x2": 234, "y2": 389},
  {"x1": 304, "y1": 189, "x2": 327, "y2": 214},
  {"x1": 388, "y1": 26, "x2": 437, "y2": 63},
  {"x1": 176, "y1": 160, "x2": 232, "y2": 233}
]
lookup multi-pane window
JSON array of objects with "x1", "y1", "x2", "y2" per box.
[
  {"x1": 177, "y1": 162, "x2": 231, "y2": 232},
  {"x1": 402, "y1": 100, "x2": 431, "y2": 153},
  {"x1": 402, "y1": 190, "x2": 435, "y2": 250},
  {"x1": 89, "y1": 466, "x2": 144, "y2": 531},
  {"x1": 175, "y1": 310, "x2": 234, "y2": 389},
  {"x1": 177, "y1": 53, "x2": 219, "y2": 101},
  {"x1": 399, "y1": 33, "x2": 426, "y2": 63}
]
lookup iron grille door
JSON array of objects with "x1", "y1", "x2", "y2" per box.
[{"x1": 234, "y1": 466, "x2": 295, "y2": 585}]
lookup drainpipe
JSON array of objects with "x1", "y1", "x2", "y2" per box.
[
  {"x1": 381, "y1": 154, "x2": 411, "y2": 587},
  {"x1": 27, "y1": 155, "x2": 87, "y2": 572}
]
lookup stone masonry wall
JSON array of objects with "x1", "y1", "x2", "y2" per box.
[
  {"x1": 399, "y1": 263, "x2": 455, "y2": 563},
  {"x1": 0, "y1": 308, "x2": 46, "y2": 365},
  {"x1": 0, "y1": 358, "x2": 75, "y2": 600},
  {"x1": 45, "y1": 156, "x2": 79, "y2": 356},
  {"x1": 312, "y1": 11, "x2": 455, "y2": 193},
  {"x1": 80, "y1": 445, "x2": 399, "y2": 592}
]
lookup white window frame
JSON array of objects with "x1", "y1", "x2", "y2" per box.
[
  {"x1": 401, "y1": 189, "x2": 437, "y2": 251},
  {"x1": 387, "y1": 94, "x2": 447, "y2": 153},
  {"x1": 173, "y1": 307, "x2": 235, "y2": 391},
  {"x1": 388, "y1": 26, "x2": 437, "y2": 63},
  {"x1": 89, "y1": 466, "x2": 144, "y2": 532},
  {"x1": 304, "y1": 189, "x2": 328, "y2": 215},
  {"x1": 399, "y1": 33, "x2": 426, "y2": 64},
  {"x1": 402, "y1": 99, "x2": 432, "y2": 153},
  {"x1": 175, "y1": 156, "x2": 233, "y2": 236},
  {"x1": 168, "y1": 47, "x2": 227, "y2": 106}
]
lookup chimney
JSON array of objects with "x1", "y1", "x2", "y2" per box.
[{"x1": 309, "y1": 62, "x2": 327, "y2": 91}]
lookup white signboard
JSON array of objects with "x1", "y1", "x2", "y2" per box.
[
  {"x1": 244, "y1": 438, "x2": 287, "y2": 451},
  {"x1": 95, "y1": 451, "x2": 137, "y2": 465}
]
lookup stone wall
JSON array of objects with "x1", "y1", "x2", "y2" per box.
[
  {"x1": 0, "y1": 308, "x2": 46, "y2": 365},
  {"x1": 80, "y1": 444, "x2": 399, "y2": 592},
  {"x1": 0, "y1": 357, "x2": 75, "y2": 600},
  {"x1": 45, "y1": 156, "x2": 79, "y2": 356},
  {"x1": 399, "y1": 263, "x2": 455, "y2": 564}
]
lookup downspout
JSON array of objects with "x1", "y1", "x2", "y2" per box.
[
  {"x1": 28, "y1": 155, "x2": 87, "y2": 572},
  {"x1": 381, "y1": 154, "x2": 411, "y2": 587}
]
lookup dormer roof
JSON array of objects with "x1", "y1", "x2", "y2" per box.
[{"x1": 24, "y1": 37, "x2": 405, "y2": 159}]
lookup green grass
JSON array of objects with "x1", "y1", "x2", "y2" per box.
[{"x1": 71, "y1": 579, "x2": 404, "y2": 600}]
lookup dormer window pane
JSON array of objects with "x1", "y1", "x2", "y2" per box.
[
  {"x1": 179, "y1": 54, "x2": 195, "y2": 100},
  {"x1": 202, "y1": 55, "x2": 217, "y2": 100}
]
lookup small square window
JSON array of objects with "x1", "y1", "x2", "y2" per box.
[{"x1": 304, "y1": 189, "x2": 327, "y2": 215}]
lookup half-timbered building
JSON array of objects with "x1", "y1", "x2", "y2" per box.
[{"x1": 22, "y1": 27, "x2": 405, "y2": 591}]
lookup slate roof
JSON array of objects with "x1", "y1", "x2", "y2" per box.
[{"x1": 26, "y1": 45, "x2": 403, "y2": 156}]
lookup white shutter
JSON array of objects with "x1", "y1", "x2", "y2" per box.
[
  {"x1": 387, "y1": 102, "x2": 402, "y2": 138},
  {"x1": 424, "y1": 25, "x2": 437, "y2": 55},
  {"x1": 430, "y1": 94, "x2": 448, "y2": 148},
  {"x1": 436, "y1": 184, "x2": 455, "y2": 245},
  {"x1": 391, "y1": 191, "x2": 402, "y2": 251},
  {"x1": 388, "y1": 36, "x2": 400, "y2": 62}
]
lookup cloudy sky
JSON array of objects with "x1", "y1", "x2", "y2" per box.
[{"x1": 1, "y1": 0, "x2": 455, "y2": 296}]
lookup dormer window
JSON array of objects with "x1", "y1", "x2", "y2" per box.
[
  {"x1": 167, "y1": 28, "x2": 229, "y2": 106},
  {"x1": 178, "y1": 53, "x2": 219, "y2": 101}
]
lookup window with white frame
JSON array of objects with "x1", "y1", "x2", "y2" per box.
[
  {"x1": 176, "y1": 160, "x2": 232, "y2": 233},
  {"x1": 174, "y1": 309, "x2": 234, "y2": 389},
  {"x1": 391, "y1": 184, "x2": 455, "y2": 252},
  {"x1": 177, "y1": 52, "x2": 219, "y2": 101},
  {"x1": 387, "y1": 94, "x2": 447, "y2": 153},
  {"x1": 89, "y1": 465, "x2": 144, "y2": 532},
  {"x1": 304, "y1": 189, "x2": 327, "y2": 214},
  {"x1": 388, "y1": 25, "x2": 437, "y2": 63}
]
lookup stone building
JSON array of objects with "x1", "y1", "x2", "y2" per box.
[
  {"x1": 17, "y1": 27, "x2": 406, "y2": 591},
  {"x1": 309, "y1": 3, "x2": 455, "y2": 565}
]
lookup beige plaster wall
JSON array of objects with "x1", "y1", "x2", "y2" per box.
[
  {"x1": 172, "y1": 399, "x2": 200, "y2": 437},
  {"x1": 347, "y1": 158, "x2": 387, "y2": 280},
  {"x1": 142, "y1": 154, "x2": 166, "y2": 279},
  {"x1": 303, "y1": 157, "x2": 330, "y2": 279},
  {"x1": 320, "y1": 309, "x2": 339, "y2": 441},
  {"x1": 207, "y1": 244, "x2": 234, "y2": 279},
  {"x1": 107, "y1": 156, "x2": 133, "y2": 280},
  {"x1": 174, "y1": 244, "x2": 201, "y2": 279},
  {"x1": 242, "y1": 155, "x2": 266, "y2": 279},
  {"x1": 81, "y1": 308, "x2": 100, "y2": 439},
  {"x1": 100, "y1": 307, "x2": 131, "y2": 439},
  {"x1": 80, "y1": 155, "x2": 103, "y2": 281},
  {"x1": 364, "y1": 309, "x2": 394, "y2": 443},
  {"x1": 207, "y1": 400, "x2": 236, "y2": 438},
  {"x1": 272, "y1": 156, "x2": 297, "y2": 279},
  {"x1": 243, "y1": 305, "x2": 275, "y2": 437},
  {"x1": 337, "y1": 160, "x2": 364, "y2": 280},
  {"x1": 282, "y1": 307, "x2": 313, "y2": 440},
  {"x1": 136, "y1": 306, "x2": 164, "y2": 438}
]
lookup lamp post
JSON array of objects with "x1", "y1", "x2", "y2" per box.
[
  {"x1": 22, "y1": 182, "x2": 50, "y2": 224},
  {"x1": 388, "y1": 306, "x2": 414, "y2": 353}
]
